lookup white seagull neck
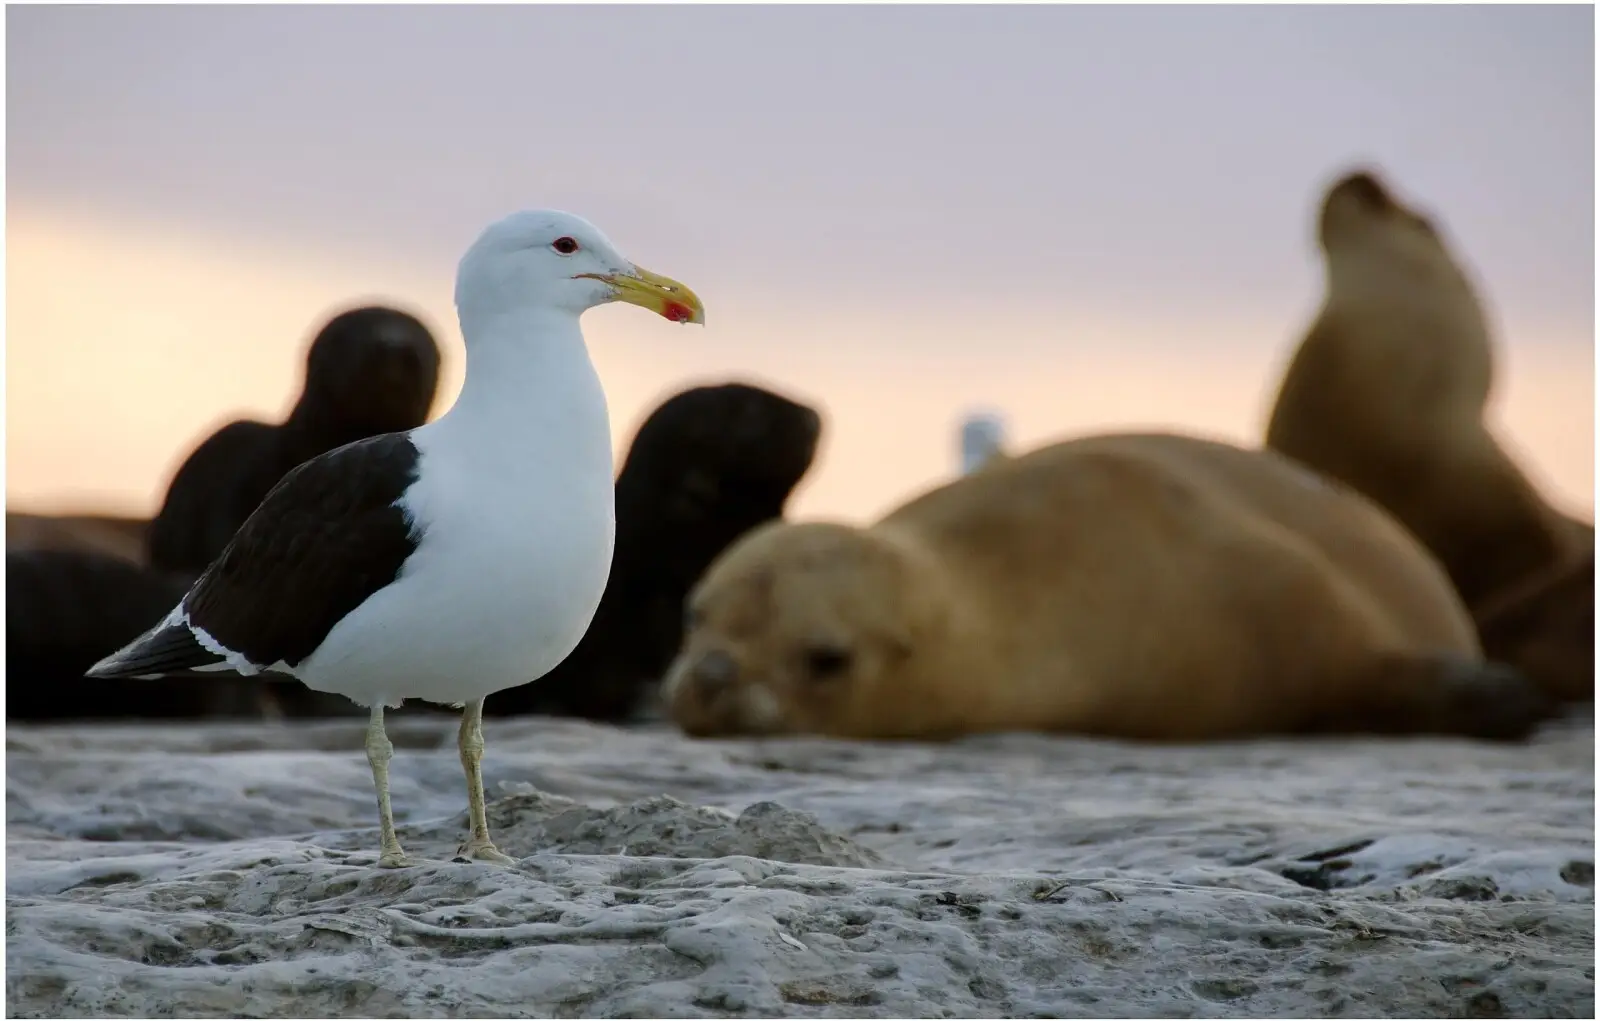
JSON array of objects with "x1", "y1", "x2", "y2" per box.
[{"x1": 422, "y1": 305, "x2": 614, "y2": 477}]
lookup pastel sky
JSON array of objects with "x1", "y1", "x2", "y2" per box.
[{"x1": 6, "y1": 4, "x2": 1594, "y2": 523}]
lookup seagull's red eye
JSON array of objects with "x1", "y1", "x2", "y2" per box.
[{"x1": 552, "y1": 236, "x2": 579, "y2": 255}]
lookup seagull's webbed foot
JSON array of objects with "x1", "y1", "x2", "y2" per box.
[
  {"x1": 378, "y1": 849, "x2": 417, "y2": 869},
  {"x1": 452, "y1": 840, "x2": 517, "y2": 866}
]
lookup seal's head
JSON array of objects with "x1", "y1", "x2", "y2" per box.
[
  {"x1": 1317, "y1": 168, "x2": 1445, "y2": 260},
  {"x1": 300, "y1": 306, "x2": 442, "y2": 437},
  {"x1": 619, "y1": 383, "x2": 822, "y2": 527},
  {"x1": 662, "y1": 521, "x2": 944, "y2": 738}
]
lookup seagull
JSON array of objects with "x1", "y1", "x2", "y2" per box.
[
  {"x1": 88, "y1": 210, "x2": 705, "y2": 868},
  {"x1": 958, "y1": 410, "x2": 1008, "y2": 475}
]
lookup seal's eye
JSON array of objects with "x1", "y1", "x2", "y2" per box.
[
  {"x1": 552, "y1": 236, "x2": 579, "y2": 255},
  {"x1": 683, "y1": 604, "x2": 704, "y2": 633},
  {"x1": 803, "y1": 645, "x2": 852, "y2": 680}
]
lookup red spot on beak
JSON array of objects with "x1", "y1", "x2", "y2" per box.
[{"x1": 664, "y1": 301, "x2": 693, "y2": 323}]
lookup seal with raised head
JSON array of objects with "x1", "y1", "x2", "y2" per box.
[
  {"x1": 145, "y1": 304, "x2": 442, "y2": 576},
  {"x1": 487, "y1": 381, "x2": 822, "y2": 720},
  {"x1": 1263, "y1": 169, "x2": 1592, "y2": 666},
  {"x1": 664, "y1": 432, "x2": 1555, "y2": 743}
]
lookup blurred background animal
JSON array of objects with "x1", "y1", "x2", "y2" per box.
[
  {"x1": 6, "y1": 547, "x2": 272, "y2": 720},
  {"x1": 666, "y1": 432, "x2": 1556, "y2": 744},
  {"x1": 146, "y1": 304, "x2": 441, "y2": 576},
  {"x1": 6, "y1": 305, "x2": 442, "y2": 722},
  {"x1": 7, "y1": 511, "x2": 148, "y2": 563},
  {"x1": 1473, "y1": 548, "x2": 1594, "y2": 703},
  {"x1": 957, "y1": 410, "x2": 1009, "y2": 475},
  {"x1": 486, "y1": 382, "x2": 822, "y2": 721},
  {"x1": 1264, "y1": 168, "x2": 1593, "y2": 702}
]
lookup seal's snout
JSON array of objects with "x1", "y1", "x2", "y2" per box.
[{"x1": 688, "y1": 649, "x2": 739, "y2": 696}]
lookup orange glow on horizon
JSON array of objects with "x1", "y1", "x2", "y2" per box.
[{"x1": 5, "y1": 207, "x2": 1594, "y2": 530}]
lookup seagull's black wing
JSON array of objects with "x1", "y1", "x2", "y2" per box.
[{"x1": 90, "y1": 433, "x2": 424, "y2": 678}]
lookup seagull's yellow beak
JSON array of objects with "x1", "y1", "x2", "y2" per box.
[{"x1": 583, "y1": 265, "x2": 705, "y2": 325}]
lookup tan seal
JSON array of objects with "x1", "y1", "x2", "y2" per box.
[
  {"x1": 1264, "y1": 167, "x2": 1590, "y2": 617},
  {"x1": 1474, "y1": 547, "x2": 1593, "y2": 703},
  {"x1": 663, "y1": 432, "x2": 1554, "y2": 743}
]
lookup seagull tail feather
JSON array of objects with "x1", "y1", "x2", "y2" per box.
[{"x1": 86, "y1": 622, "x2": 227, "y2": 679}]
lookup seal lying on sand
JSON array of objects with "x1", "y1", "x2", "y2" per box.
[
  {"x1": 6, "y1": 548, "x2": 271, "y2": 720},
  {"x1": 7, "y1": 511, "x2": 148, "y2": 563},
  {"x1": 146, "y1": 305, "x2": 441, "y2": 576},
  {"x1": 1263, "y1": 169, "x2": 1592, "y2": 699},
  {"x1": 1473, "y1": 548, "x2": 1594, "y2": 703},
  {"x1": 487, "y1": 382, "x2": 822, "y2": 720},
  {"x1": 665, "y1": 432, "x2": 1555, "y2": 743}
]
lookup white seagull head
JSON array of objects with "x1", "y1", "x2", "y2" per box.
[{"x1": 455, "y1": 209, "x2": 705, "y2": 327}]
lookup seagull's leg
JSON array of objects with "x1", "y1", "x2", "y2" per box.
[
  {"x1": 365, "y1": 704, "x2": 413, "y2": 868},
  {"x1": 454, "y1": 698, "x2": 517, "y2": 865}
]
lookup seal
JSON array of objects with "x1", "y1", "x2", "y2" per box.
[
  {"x1": 1264, "y1": 168, "x2": 1589, "y2": 617},
  {"x1": 7, "y1": 510, "x2": 148, "y2": 563},
  {"x1": 1473, "y1": 547, "x2": 1594, "y2": 703},
  {"x1": 664, "y1": 432, "x2": 1555, "y2": 743},
  {"x1": 486, "y1": 381, "x2": 823, "y2": 720},
  {"x1": 6, "y1": 548, "x2": 272, "y2": 720},
  {"x1": 145, "y1": 304, "x2": 441, "y2": 576}
]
